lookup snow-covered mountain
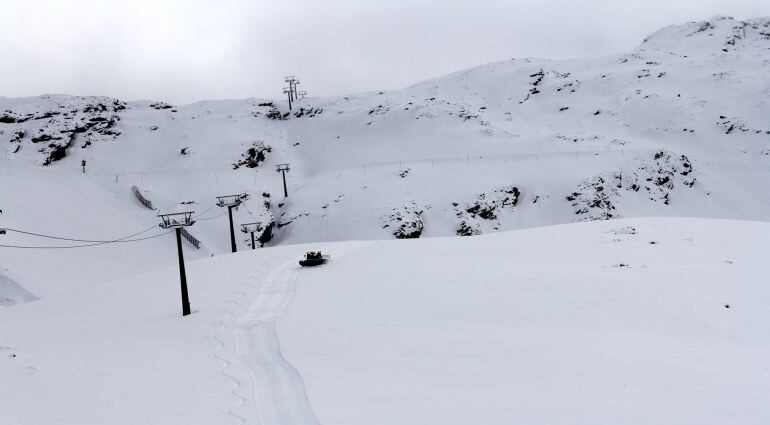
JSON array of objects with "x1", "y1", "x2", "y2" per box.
[
  {"x1": 2, "y1": 15, "x2": 770, "y2": 425},
  {"x1": 2, "y1": 15, "x2": 770, "y2": 294}
]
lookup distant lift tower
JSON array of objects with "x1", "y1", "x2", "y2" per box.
[
  {"x1": 158, "y1": 211, "x2": 196, "y2": 317},
  {"x1": 284, "y1": 75, "x2": 300, "y2": 109},
  {"x1": 283, "y1": 86, "x2": 293, "y2": 111},
  {"x1": 284, "y1": 76, "x2": 296, "y2": 100},
  {"x1": 216, "y1": 194, "x2": 244, "y2": 253},
  {"x1": 240, "y1": 222, "x2": 262, "y2": 250},
  {"x1": 276, "y1": 163, "x2": 290, "y2": 198}
]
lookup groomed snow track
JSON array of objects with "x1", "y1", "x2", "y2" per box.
[{"x1": 234, "y1": 242, "x2": 368, "y2": 425}]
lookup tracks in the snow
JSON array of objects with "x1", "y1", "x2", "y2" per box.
[
  {"x1": 211, "y1": 290, "x2": 249, "y2": 425},
  {"x1": 219, "y1": 242, "x2": 368, "y2": 425},
  {"x1": 210, "y1": 259, "x2": 277, "y2": 425},
  {"x1": 210, "y1": 243, "x2": 368, "y2": 425}
]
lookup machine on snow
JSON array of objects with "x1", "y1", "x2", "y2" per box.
[{"x1": 299, "y1": 251, "x2": 328, "y2": 267}]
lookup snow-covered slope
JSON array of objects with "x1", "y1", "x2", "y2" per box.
[
  {"x1": 1, "y1": 16, "x2": 769, "y2": 295},
  {"x1": 2, "y1": 15, "x2": 770, "y2": 424},
  {"x1": 1, "y1": 218, "x2": 768, "y2": 424}
]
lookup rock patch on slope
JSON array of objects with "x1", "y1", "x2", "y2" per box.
[
  {"x1": 382, "y1": 202, "x2": 425, "y2": 239},
  {"x1": 567, "y1": 150, "x2": 697, "y2": 221}
]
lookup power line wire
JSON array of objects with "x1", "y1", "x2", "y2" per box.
[
  {"x1": 0, "y1": 230, "x2": 174, "y2": 249},
  {"x1": 1, "y1": 203, "x2": 219, "y2": 250},
  {"x1": 3, "y1": 224, "x2": 159, "y2": 243},
  {"x1": 242, "y1": 200, "x2": 258, "y2": 222},
  {"x1": 192, "y1": 204, "x2": 217, "y2": 219},
  {"x1": 196, "y1": 211, "x2": 227, "y2": 221}
]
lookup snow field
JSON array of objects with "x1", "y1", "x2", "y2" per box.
[{"x1": 279, "y1": 218, "x2": 770, "y2": 425}]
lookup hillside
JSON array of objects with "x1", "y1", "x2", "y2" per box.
[{"x1": 2, "y1": 15, "x2": 770, "y2": 297}]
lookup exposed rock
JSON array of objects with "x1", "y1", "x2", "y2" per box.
[
  {"x1": 149, "y1": 102, "x2": 174, "y2": 110},
  {"x1": 0, "y1": 112, "x2": 28, "y2": 123},
  {"x1": 232, "y1": 141, "x2": 271, "y2": 170},
  {"x1": 568, "y1": 150, "x2": 697, "y2": 220},
  {"x1": 3, "y1": 98, "x2": 125, "y2": 165},
  {"x1": 456, "y1": 220, "x2": 481, "y2": 236},
  {"x1": 10, "y1": 130, "x2": 25, "y2": 144},
  {"x1": 368, "y1": 105, "x2": 389, "y2": 115},
  {"x1": 258, "y1": 222, "x2": 274, "y2": 246},
  {"x1": 382, "y1": 202, "x2": 425, "y2": 239},
  {"x1": 31, "y1": 134, "x2": 62, "y2": 143},
  {"x1": 293, "y1": 107, "x2": 323, "y2": 118},
  {"x1": 718, "y1": 115, "x2": 768, "y2": 135},
  {"x1": 454, "y1": 185, "x2": 521, "y2": 235}
]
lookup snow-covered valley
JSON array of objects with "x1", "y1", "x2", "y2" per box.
[{"x1": 1, "y1": 15, "x2": 770, "y2": 424}]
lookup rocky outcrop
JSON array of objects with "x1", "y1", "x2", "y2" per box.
[
  {"x1": 382, "y1": 202, "x2": 425, "y2": 239},
  {"x1": 454, "y1": 185, "x2": 521, "y2": 236},
  {"x1": 232, "y1": 141, "x2": 272, "y2": 170},
  {"x1": 568, "y1": 150, "x2": 697, "y2": 221},
  {"x1": 2, "y1": 97, "x2": 126, "y2": 165}
]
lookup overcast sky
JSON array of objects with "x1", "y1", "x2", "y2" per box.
[{"x1": 1, "y1": 0, "x2": 768, "y2": 104}]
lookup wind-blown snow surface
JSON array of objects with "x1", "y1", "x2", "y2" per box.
[{"x1": 1, "y1": 218, "x2": 769, "y2": 424}]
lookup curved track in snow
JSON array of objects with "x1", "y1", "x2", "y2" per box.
[
  {"x1": 211, "y1": 289, "x2": 249, "y2": 425},
  {"x1": 234, "y1": 242, "x2": 368, "y2": 425}
]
